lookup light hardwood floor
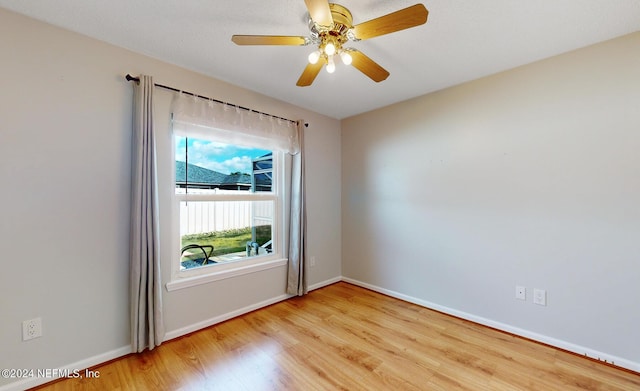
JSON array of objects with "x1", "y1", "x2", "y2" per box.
[{"x1": 34, "y1": 282, "x2": 639, "y2": 390}]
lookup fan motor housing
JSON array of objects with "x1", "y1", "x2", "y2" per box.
[{"x1": 328, "y1": 3, "x2": 353, "y2": 28}]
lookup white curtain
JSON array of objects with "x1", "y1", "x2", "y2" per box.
[
  {"x1": 172, "y1": 93, "x2": 299, "y2": 153},
  {"x1": 286, "y1": 121, "x2": 307, "y2": 296},
  {"x1": 171, "y1": 93, "x2": 307, "y2": 295},
  {"x1": 130, "y1": 75, "x2": 164, "y2": 352}
]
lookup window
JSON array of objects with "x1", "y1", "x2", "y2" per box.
[
  {"x1": 174, "y1": 136, "x2": 284, "y2": 275},
  {"x1": 166, "y1": 93, "x2": 299, "y2": 289}
]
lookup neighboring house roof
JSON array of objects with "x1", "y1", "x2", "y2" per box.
[
  {"x1": 176, "y1": 161, "x2": 251, "y2": 187},
  {"x1": 176, "y1": 161, "x2": 228, "y2": 185},
  {"x1": 222, "y1": 172, "x2": 251, "y2": 186}
]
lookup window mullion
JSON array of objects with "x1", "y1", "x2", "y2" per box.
[{"x1": 176, "y1": 193, "x2": 277, "y2": 202}]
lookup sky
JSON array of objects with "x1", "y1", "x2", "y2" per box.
[{"x1": 175, "y1": 136, "x2": 270, "y2": 175}]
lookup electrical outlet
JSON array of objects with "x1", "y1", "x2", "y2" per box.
[
  {"x1": 310, "y1": 256, "x2": 316, "y2": 267},
  {"x1": 22, "y1": 318, "x2": 43, "y2": 341},
  {"x1": 533, "y1": 289, "x2": 547, "y2": 306},
  {"x1": 515, "y1": 286, "x2": 526, "y2": 300}
]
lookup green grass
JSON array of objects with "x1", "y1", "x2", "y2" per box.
[{"x1": 180, "y1": 226, "x2": 271, "y2": 260}]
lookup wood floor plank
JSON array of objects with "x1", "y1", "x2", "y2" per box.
[{"x1": 32, "y1": 282, "x2": 640, "y2": 390}]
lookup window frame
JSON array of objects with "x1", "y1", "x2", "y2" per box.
[{"x1": 166, "y1": 138, "x2": 288, "y2": 291}]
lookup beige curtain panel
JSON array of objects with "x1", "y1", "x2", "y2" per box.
[
  {"x1": 286, "y1": 121, "x2": 307, "y2": 296},
  {"x1": 130, "y1": 74, "x2": 165, "y2": 352}
]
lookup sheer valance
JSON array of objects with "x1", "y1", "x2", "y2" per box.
[{"x1": 171, "y1": 92, "x2": 299, "y2": 154}]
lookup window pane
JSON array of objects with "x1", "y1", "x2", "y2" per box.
[
  {"x1": 252, "y1": 155, "x2": 273, "y2": 170},
  {"x1": 175, "y1": 136, "x2": 272, "y2": 194},
  {"x1": 179, "y1": 200, "x2": 274, "y2": 270},
  {"x1": 254, "y1": 172, "x2": 272, "y2": 192}
]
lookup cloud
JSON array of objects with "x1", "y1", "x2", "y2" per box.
[
  {"x1": 204, "y1": 156, "x2": 253, "y2": 174},
  {"x1": 176, "y1": 137, "x2": 268, "y2": 174},
  {"x1": 176, "y1": 139, "x2": 251, "y2": 174}
]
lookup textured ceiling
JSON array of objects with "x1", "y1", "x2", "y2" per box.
[{"x1": 1, "y1": 0, "x2": 639, "y2": 119}]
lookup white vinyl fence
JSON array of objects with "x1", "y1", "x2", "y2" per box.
[{"x1": 179, "y1": 199, "x2": 273, "y2": 235}]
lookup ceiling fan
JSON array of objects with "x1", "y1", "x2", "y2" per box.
[{"x1": 231, "y1": 0, "x2": 429, "y2": 87}]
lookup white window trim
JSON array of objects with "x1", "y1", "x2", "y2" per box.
[
  {"x1": 166, "y1": 258, "x2": 288, "y2": 291},
  {"x1": 166, "y1": 144, "x2": 288, "y2": 292}
]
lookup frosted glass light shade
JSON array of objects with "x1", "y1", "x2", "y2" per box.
[
  {"x1": 324, "y1": 42, "x2": 336, "y2": 56},
  {"x1": 308, "y1": 50, "x2": 321, "y2": 64},
  {"x1": 326, "y1": 56, "x2": 336, "y2": 73},
  {"x1": 340, "y1": 51, "x2": 352, "y2": 65}
]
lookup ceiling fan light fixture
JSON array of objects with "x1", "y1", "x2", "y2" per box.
[
  {"x1": 339, "y1": 50, "x2": 352, "y2": 65},
  {"x1": 326, "y1": 56, "x2": 336, "y2": 73},
  {"x1": 324, "y1": 42, "x2": 336, "y2": 56},
  {"x1": 232, "y1": 2, "x2": 429, "y2": 86},
  {"x1": 308, "y1": 50, "x2": 321, "y2": 64}
]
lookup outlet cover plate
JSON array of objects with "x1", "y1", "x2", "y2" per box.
[
  {"x1": 533, "y1": 289, "x2": 547, "y2": 306},
  {"x1": 22, "y1": 318, "x2": 43, "y2": 341}
]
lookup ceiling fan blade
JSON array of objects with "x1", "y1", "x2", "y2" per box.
[
  {"x1": 231, "y1": 35, "x2": 307, "y2": 46},
  {"x1": 352, "y1": 4, "x2": 428, "y2": 40},
  {"x1": 304, "y1": 0, "x2": 333, "y2": 27},
  {"x1": 296, "y1": 61, "x2": 325, "y2": 87},
  {"x1": 349, "y1": 50, "x2": 390, "y2": 83}
]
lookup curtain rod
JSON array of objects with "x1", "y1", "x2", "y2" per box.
[{"x1": 125, "y1": 74, "x2": 307, "y2": 127}]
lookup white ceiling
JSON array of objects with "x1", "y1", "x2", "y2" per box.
[{"x1": 1, "y1": 0, "x2": 639, "y2": 119}]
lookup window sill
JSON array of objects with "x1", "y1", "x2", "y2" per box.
[{"x1": 166, "y1": 258, "x2": 288, "y2": 292}]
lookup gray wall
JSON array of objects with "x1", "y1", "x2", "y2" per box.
[
  {"x1": 0, "y1": 8, "x2": 341, "y2": 389},
  {"x1": 342, "y1": 32, "x2": 640, "y2": 369}
]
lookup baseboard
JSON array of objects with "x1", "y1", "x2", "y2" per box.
[
  {"x1": 164, "y1": 275, "x2": 342, "y2": 341},
  {"x1": 164, "y1": 293, "x2": 290, "y2": 341},
  {"x1": 342, "y1": 277, "x2": 640, "y2": 374},
  {"x1": 308, "y1": 276, "x2": 342, "y2": 291},
  {"x1": 0, "y1": 345, "x2": 132, "y2": 391}
]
